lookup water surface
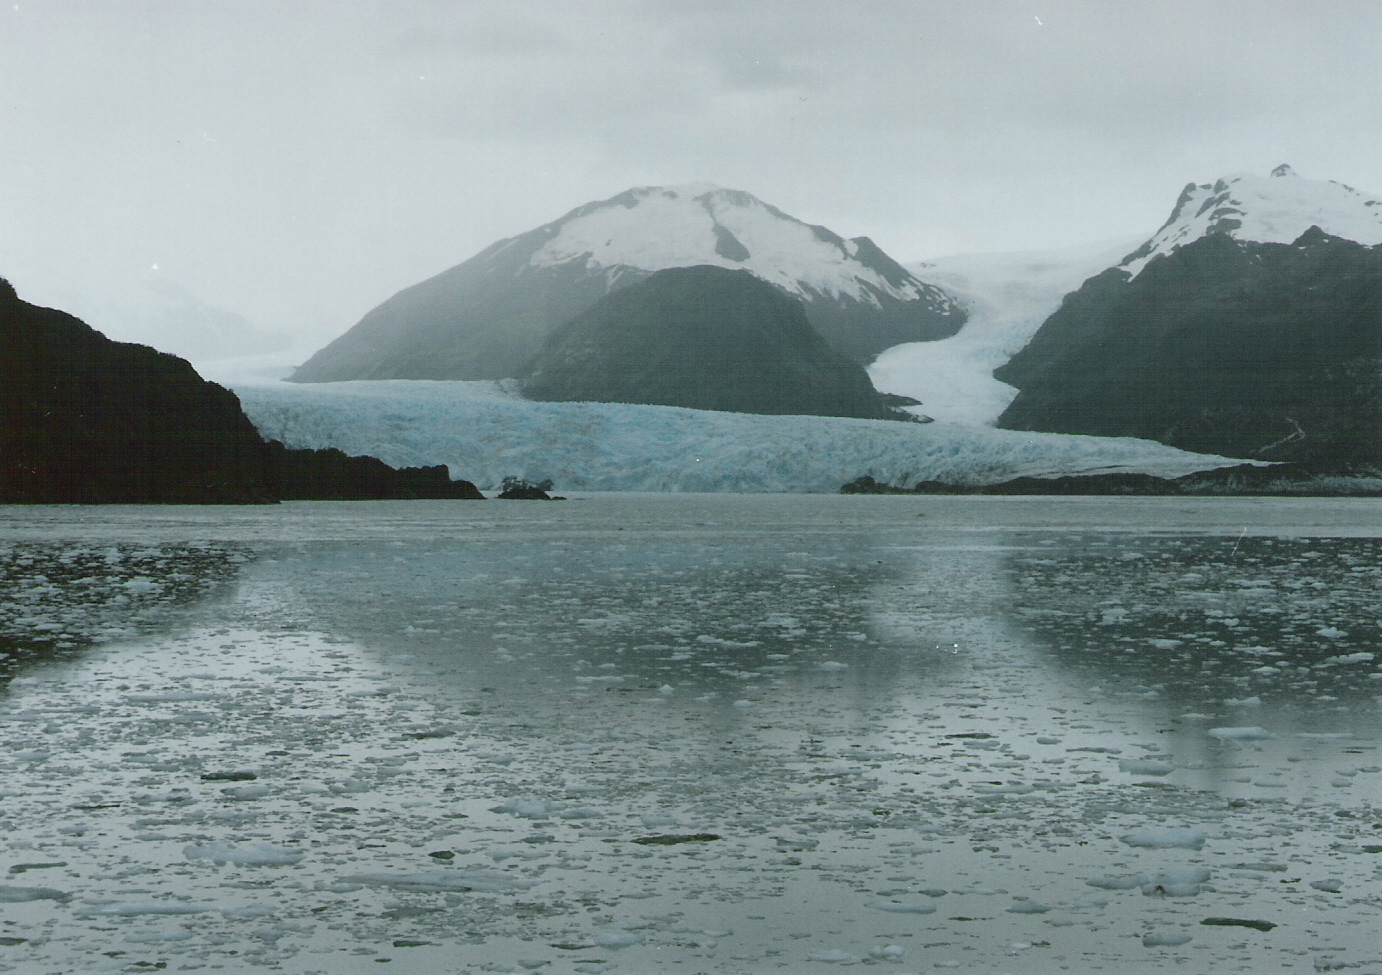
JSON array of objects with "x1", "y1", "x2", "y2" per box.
[{"x1": 1, "y1": 496, "x2": 1378, "y2": 973}]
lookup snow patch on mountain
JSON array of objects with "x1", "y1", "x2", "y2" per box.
[
  {"x1": 868, "y1": 237, "x2": 1144, "y2": 426},
  {"x1": 528, "y1": 184, "x2": 957, "y2": 310},
  {"x1": 232, "y1": 379, "x2": 1248, "y2": 494},
  {"x1": 1121, "y1": 165, "x2": 1382, "y2": 278}
]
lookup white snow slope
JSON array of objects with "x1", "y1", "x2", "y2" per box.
[
  {"x1": 527, "y1": 183, "x2": 959, "y2": 310},
  {"x1": 233, "y1": 379, "x2": 1249, "y2": 493},
  {"x1": 868, "y1": 237, "x2": 1143, "y2": 426},
  {"x1": 1120, "y1": 164, "x2": 1382, "y2": 278}
]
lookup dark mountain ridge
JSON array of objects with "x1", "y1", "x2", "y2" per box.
[
  {"x1": 1, "y1": 277, "x2": 482, "y2": 503},
  {"x1": 995, "y1": 228, "x2": 1382, "y2": 469}
]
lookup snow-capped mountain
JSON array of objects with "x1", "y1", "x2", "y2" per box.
[
  {"x1": 1119, "y1": 164, "x2": 1382, "y2": 277},
  {"x1": 523, "y1": 182, "x2": 953, "y2": 311},
  {"x1": 868, "y1": 166, "x2": 1382, "y2": 432},
  {"x1": 291, "y1": 184, "x2": 964, "y2": 382},
  {"x1": 995, "y1": 165, "x2": 1382, "y2": 470}
]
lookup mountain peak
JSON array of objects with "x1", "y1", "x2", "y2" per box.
[
  {"x1": 525, "y1": 183, "x2": 960, "y2": 311},
  {"x1": 662, "y1": 180, "x2": 726, "y2": 198},
  {"x1": 291, "y1": 185, "x2": 964, "y2": 382},
  {"x1": 1119, "y1": 166, "x2": 1382, "y2": 277}
]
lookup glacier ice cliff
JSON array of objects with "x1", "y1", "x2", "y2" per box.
[{"x1": 233, "y1": 379, "x2": 1247, "y2": 494}]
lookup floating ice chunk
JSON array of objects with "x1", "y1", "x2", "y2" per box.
[
  {"x1": 184, "y1": 842, "x2": 305, "y2": 867},
  {"x1": 490, "y1": 798, "x2": 564, "y2": 818},
  {"x1": 558, "y1": 807, "x2": 602, "y2": 820},
  {"x1": 0, "y1": 885, "x2": 70, "y2": 903},
  {"x1": 326, "y1": 778, "x2": 371, "y2": 794},
  {"x1": 696, "y1": 635, "x2": 761, "y2": 648},
  {"x1": 807, "y1": 949, "x2": 857, "y2": 963},
  {"x1": 1142, "y1": 867, "x2": 1212, "y2": 896},
  {"x1": 220, "y1": 784, "x2": 273, "y2": 801},
  {"x1": 127, "y1": 691, "x2": 216, "y2": 703},
  {"x1": 869, "y1": 945, "x2": 905, "y2": 959},
  {"x1": 1120, "y1": 827, "x2": 1207, "y2": 850},
  {"x1": 972, "y1": 783, "x2": 1034, "y2": 795},
  {"x1": 89, "y1": 901, "x2": 211, "y2": 915},
  {"x1": 1119, "y1": 759, "x2": 1175, "y2": 776},
  {"x1": 1321, "y1": 652, "x2": 1373, "y2": 665},
  {"x1": 868, "y1": 900, "x2": 937, "y2": 914},
  {"x1": 342, "y1": 870, "x2": 535, "y2": 892},
  {"x1": 1208, "y1": 726, "x2": 1272, "y2": 740},
  {"x1": 1143, "y1": 930, "x2": 1193, "y2": 947},
  {"x1": 127, "y1": 931, "x2": 194, "y2": 943},
  {"x1": 1151, "y1": 639, "x2": 1182, "y2": 650},
  {"x1": 123, "y1": 576, "x2": 160, "y2": 593},
  {"x1": 658, "y1": 684, "x2": 675, "y2": 695},
  {"x1": 595, "y1": 929, "x2": 644, "y2": 949},
  {"x1": 1086, "y1": 874, "x2": 1147, "y2": 891},
  {"x1": 818, "y1": 661, "x2": 849, "y2": 671},
  {"x1": 1007, "y1": 898, "x2": 1052, "y2": 914},
  {"x1": 1309, "y1": 879, "x2": 1343, "y2": 893},
  {"x1": 1315, "y1": 627, "x2": 1346, "y2": 639},
  {"x1": 1223, "y1": 696, "x2": 1261, "y2": 708}
]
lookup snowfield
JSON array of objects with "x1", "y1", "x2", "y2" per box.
[
  {"x1": 232, "y1": 378, "x2": 1248, "y2": 493},
  {"x1": 527, "y1": 182, "x2": 957, "y2": 309}
]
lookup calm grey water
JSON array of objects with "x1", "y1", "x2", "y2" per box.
[{"x1": 1, "y1": 496, "x2": 1379, "y2": 974}]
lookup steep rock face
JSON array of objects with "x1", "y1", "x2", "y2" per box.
[
  {"x1": 1, "y1": 278, "x2": 485, "y2": 503},
  {"x1": 264, "y1": 442, "x2": 484, "y2": 501},
  {"x1": 1, "y1": 277, "x2": 277, "y2": 503},
  {"x1": 291, "y1": 184, "x2": 963, "y2": 382},
  {"x1": 994, "y1": 229, "x2": 1382, "y2": 468},
  {"x1": 518, "y1": 265, "x2": 908, "y2": 420}
]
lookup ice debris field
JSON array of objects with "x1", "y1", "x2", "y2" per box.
[{"x1": 0, "y1": 496, "x2": 1379, "y2": 974}]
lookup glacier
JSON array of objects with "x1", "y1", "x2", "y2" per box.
[
  {"x1": 230, "y1": 378, "x2": 1249, "y2": 493},
  {"x1": 870, "y1": 237, "x2": 1143, "y2": 425}
]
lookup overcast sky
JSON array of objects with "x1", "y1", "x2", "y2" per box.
[{"x1": 2, "y1": 0, "x2": 1378, "y2": 341}]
